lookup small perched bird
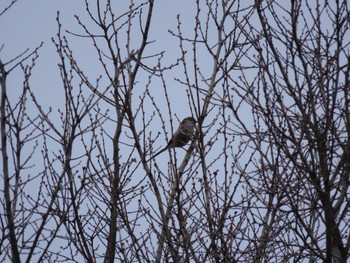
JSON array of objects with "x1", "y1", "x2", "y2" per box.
[{"x1": 149, "y1": 117, "x2": 196, "y2": 161}]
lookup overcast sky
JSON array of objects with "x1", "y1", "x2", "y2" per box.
[{"x1": 1, "y1": 0, "x2": 198, "y2": 116}]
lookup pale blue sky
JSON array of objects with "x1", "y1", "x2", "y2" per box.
[{"x1": 1, "y1": 0, "x2": 197, "y2": 114}]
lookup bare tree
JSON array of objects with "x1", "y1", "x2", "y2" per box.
[
  {"x1": 1, "y1": 0, "x2": 350, "y2": 262},
  {"x1": 225, "y1": 1, "x2": 350, "y2": 262}
]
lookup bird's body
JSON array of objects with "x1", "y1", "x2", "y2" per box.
[{"x1": 149, "y1": 117, "x2": 196, "y2": 160}]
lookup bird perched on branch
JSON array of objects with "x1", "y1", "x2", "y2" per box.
[{"x1": 148, "y1": 117, "x2": 196, "y2": 161}]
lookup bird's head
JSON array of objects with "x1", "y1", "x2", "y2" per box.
[{"x1": 182, "y1": 117, "x2": 196, "y2": 124}]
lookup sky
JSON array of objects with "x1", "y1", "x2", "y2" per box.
[
  {"x1": 1, "y1": 0, "x2": 197, "y2": 114},
  {"x1": 2, "y1": 1, "x2": 79, "y2": 100}
]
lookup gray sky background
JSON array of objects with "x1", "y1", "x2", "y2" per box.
[{"x1": 1, "y1": 0, "x2": 198, "y2": 115}]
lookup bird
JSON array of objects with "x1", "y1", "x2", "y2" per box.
[{"x1": 148, "y1": 117, "x2": 196, "y2": 161}]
